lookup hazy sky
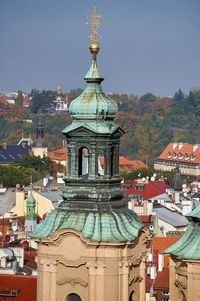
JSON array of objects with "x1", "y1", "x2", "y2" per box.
[{"x1": 0, "y1": 0, "x2": 200, "y2": 96}]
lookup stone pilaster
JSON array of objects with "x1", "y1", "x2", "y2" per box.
[{"x1": 37, "y1": 257, "x2": 58, "y2": 301}]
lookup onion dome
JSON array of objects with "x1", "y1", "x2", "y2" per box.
[
  {"x1": 69, "y1": 58, "x2": 118, "y2": 121},
  {"x1": 31, "y1": 208, "x2": 143, "y2": 242}
]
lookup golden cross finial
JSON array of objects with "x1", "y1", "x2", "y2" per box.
[{"x1": 86, "y1": 7, "x2": 103, "y2": 56}]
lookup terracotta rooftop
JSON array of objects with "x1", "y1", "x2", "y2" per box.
[
  {"x1": 153, "y1": 268, "x2": 169, "y2": 289},
  {"x1": 0, "y1": 274, "x2": 36, "y2": 301},
  {"x1": 127, "y1": 180, "x2": 169, "y2": 200},
  {"x1": 152, "y1": 236, "x2": 180, "y2": 252},
  {"x1": 48, "y1": 146, "x2": 66, "y2": 161},
  {"x1": 48, "y1": 147, "x2": 148, "y2": 172},
  {"x1": 99, "y1": 156, "x2": 148, "y2": 171},
  {"x1": 158, "y1": 142, "x2": 200, "y2": 164}
]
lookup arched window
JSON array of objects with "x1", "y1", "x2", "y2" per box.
[
  {"x1": 78, "y1": 147, "x2": 89, "y2": 176},
  {"x1": 67, "y1": 294, "x2": 81, "y2": 301}
]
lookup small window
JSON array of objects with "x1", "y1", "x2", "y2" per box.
[
  {"x1": 185, "y1": 153, "x2": 189, "y2": 160},
  {"x1": 167, "y1": 151, "x2": 171, "y2": 158},
  {"x1": 179, "y1": 152, "x2": 183, "y2": 159},
  {"x1": 67, "y1": 294, "x2": 81, "y2": 301}
]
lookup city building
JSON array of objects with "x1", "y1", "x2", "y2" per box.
[
  {"x1": 154, "y1": 143, "x2": 200, "y2": 176},
  {"x1": 32, "y1": 8, "x2": 149, "y2": 301},
  {"x1": 54, "y1": 86, "x2": 68, "y2": 112}
]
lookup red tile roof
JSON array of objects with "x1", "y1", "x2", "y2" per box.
[
  {"x1": 48, "y1": 146, "x2": 66, "y2": 161},
  {"x1": 48, "y1": 148, "x2": 148, "y2": 171},
  {"x1": 154, "y1": 268, "x2": 169, "y2": 289},
  {"x1": 158, "y1": 142, "x2": 200, "y2": 164},
  {"x1": 152, "y1": 236, "x2": 180, "y2": 253},
  {"x1": 0, "y1": 274, "x2": 36, "y2": 301},
  {"x1": 99, "y1": 156, "x2": 148, "y2": 171},
  {"x1": 127, "y1": 180, "x2": 169, "y2": 200},
  {"x1": 152, "y1": 236, "x2": 180, "y2": 267}
]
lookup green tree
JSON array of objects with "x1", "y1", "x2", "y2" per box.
[
  {"x1": 140, "y1": 93, "x2": 156, "y2": 102},
  {"x1": 15, "y1": 90, "x2": 24, "y2": 107},
  {"x1": 173, "y1": 89, "x2": 184, "y2": 102}
]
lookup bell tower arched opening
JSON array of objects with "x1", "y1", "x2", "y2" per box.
[{"x1": 78, "y1": 147, "x2": 89, "y2": 177}]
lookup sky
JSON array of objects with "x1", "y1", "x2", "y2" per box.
[{"x1": 0, "y1": 0, "x2": 200, "y2": 96}]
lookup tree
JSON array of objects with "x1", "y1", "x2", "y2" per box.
[
  {"x1": 173, "y1": 89, "x2": 184, "y2": 102},
  {"x1": 139, "y1": 93, "x2": 156, "y2": 102},
  {"x1": 16, "y1": 155, "x2": 54, "y2": 175},
  {"x1": 15, "y1": 90, "x2": 24, "y2": 107}
]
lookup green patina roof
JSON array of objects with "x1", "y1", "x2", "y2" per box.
[
  {"x1": 69, "y1": 58, "x2": 118, "y2": 121},
  {"x1": 163, "y1": 203, "x2": 200, "y2": 260},
  {"x1": 26, "y1": 192, "x2": 36, "y2": 205},
  {"x1": 62, "y1": 120, "x2": 122, "y2": 135},
  {"x1": 31, "y1": 208, "x2": 143, "y2": 242}
]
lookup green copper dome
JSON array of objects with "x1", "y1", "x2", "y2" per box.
[
  {"x1": 163, "y1": 203, "x2": 200, "y2": 260},
  {"x1": 69, "y1": 58, "x2": 118, "y2": 120},
  {"x1": 31, "y1": 208, "x2": 143, "y2": 242},
  {"x1": 26, "y1": 193, "x2": 36, "y2": 205}
]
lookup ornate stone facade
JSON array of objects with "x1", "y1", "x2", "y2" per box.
[{"x1": 36, "y1": 228, "x2": 148, "y2": 301}]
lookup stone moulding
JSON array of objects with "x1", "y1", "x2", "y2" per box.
[{"x1": 57, "y1": 276, "x2": 88, "y2": 287}]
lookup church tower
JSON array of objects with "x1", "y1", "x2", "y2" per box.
[
  {"x1": 25, "y1": 178, "x2": 37, "y2": 232},
  {"x1": 32, "y1": 122, "x2": 48, "y2": 158},
  {"x1": 33, "y1": 8, "x2": 149, "y2": 301}
]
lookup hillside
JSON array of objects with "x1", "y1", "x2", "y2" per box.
[{"x1": 1, "y1": 88, "x2": 200, "y2": 167}]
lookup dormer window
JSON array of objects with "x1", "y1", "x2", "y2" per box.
[
  {"x1": 173, "y1": 152, "x2": 177, "y2": 159},
  {"x1": 179, "y1": 152, "x2": 183, "y2": 159},
  {"x1": 185, "y1": 153, "x2": 189, "y2": 160},
  {"x1": 168, "y1": 151, "x2": 171, "y2": 158},
  {"x1": 191, "y1": 154, "x2": 195, "y2": 161}
]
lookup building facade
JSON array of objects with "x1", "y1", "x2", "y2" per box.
[{"x1": 154, "y1": 143, "x2": 200, "y2": 176}]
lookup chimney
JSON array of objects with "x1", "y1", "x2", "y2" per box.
[{"x1": 2, "y1": 142, "x2": 7, "y2": 150}]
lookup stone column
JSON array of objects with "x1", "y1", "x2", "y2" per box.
[
  {"x1": 70, "y1": 143, "x2": 76, "y2": 178},
  {"x1": 87, "y1": 261, "x2": 106, "y2": 301},
  {"x1": 38, "y1": 258, "x2": 58, "y2": 301},
  {"x1": 66, "y1": 147, "x2": 71, "y2": 177},
  {"x1": 86, "y1": 262, "x2": 97, "y2": 301},
  {"x1": 114, "y1": 144, "x2": 120, "y2": 176},
  {"x1": 49, "y1": 261, "x2": 58, "y2": 301},
  {"x1": 104, "y1": 145, "x2": 111, "y2": 178},
  {"x1": 169, "y1": 257, "x2": 178, "y2": 301},
  {"x1": 96, "y1": 262, "x2": 106, "y2": 301},
  {"x1": 89, "y1": 144, "x2": 97, "y2": 180},
  {"x1": 139, "y1": 259, "x2": 146, "y2": 301},
  {"x1": 119, "y1": 261, "x2": 129, "y2": 301}
]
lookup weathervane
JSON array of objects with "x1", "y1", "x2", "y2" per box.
[{"x1": 86, "y1": 7, "x2": 103, "y2": 57}]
